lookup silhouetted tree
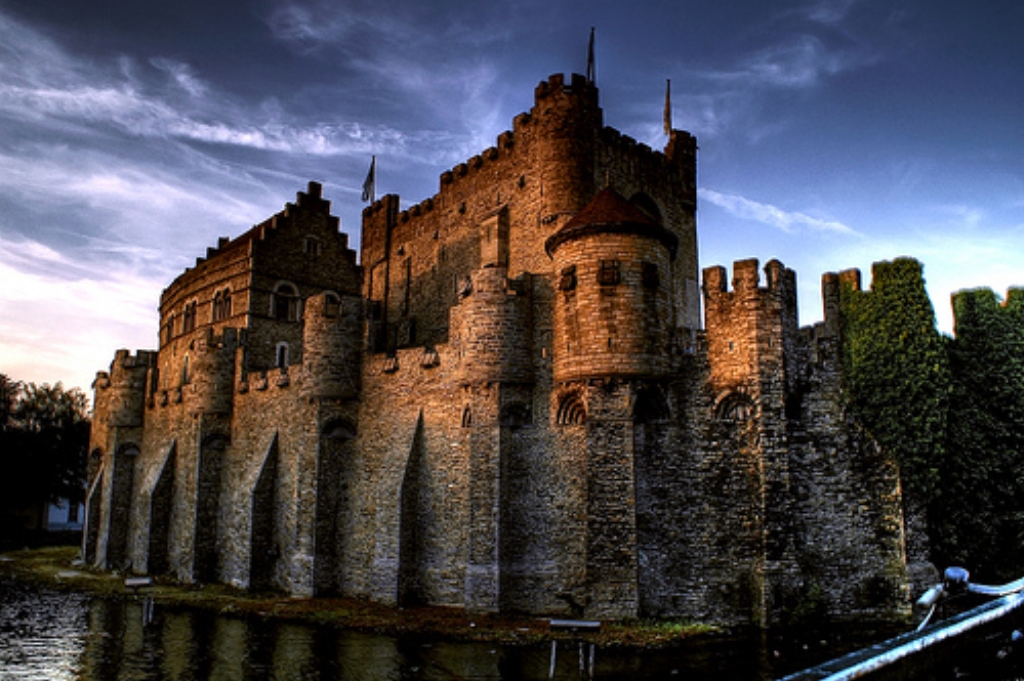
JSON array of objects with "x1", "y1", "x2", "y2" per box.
[{"x1": 0, "y1": 380, "x2": 90, "y2": 521}]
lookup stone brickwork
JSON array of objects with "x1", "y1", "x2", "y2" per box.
[{"x1": 85, "y1": 73, "x2": 912, "y2": 627}]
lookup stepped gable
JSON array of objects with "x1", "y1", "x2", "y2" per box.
[{"x1": 544, "y1": 186, "x2": 679, "y2": 258}]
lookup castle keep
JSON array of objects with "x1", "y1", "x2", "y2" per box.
[{"x1": 85, "y1": 73, "x2": 911, "y2": 625}]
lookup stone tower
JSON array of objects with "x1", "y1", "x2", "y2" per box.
[{"x1": 83, "y1": 349, "x2": 155, "y2": 570}]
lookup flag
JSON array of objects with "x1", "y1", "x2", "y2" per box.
[
  {"x1": 664, "y1": 79, "x2": 672, "y2": 136},
  {"x1": 361, "y1": 155, "x2": 376, "y2": 203},
  {"x1": 586, "y1": 27, "x2": 596, "y2": 84}
]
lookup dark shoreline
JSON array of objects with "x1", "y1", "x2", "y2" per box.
[{"x1": 0, "y1": 546, "x2": 725, "y2": 648}]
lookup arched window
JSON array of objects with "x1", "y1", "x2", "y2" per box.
[
  {"x1": 272, "y1": 283, "x2": 300, "y2": 321},
  {"x1": 324, "y1": 292, "x2": 341, "y2": 317},
  {"x1": 212, "y1": 288, "x2": 232, "y2": 322},
  {"x1": 182, "y1": 301, "x2": 197, "y2": 333}
]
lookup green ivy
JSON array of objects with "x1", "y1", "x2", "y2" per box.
[
  {"x1": 839, "y1": 258, "x2": 951, "y2": 505},
  {"x1": 935, "y1": 288, "x2": 1024, "y2": 581},
  {"x1": 839, "y1": 260, "x2": 1024, "y2": 581}
]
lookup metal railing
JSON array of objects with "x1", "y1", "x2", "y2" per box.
[{"x1": 778, "y1": 566, "x2": 1024, "y2": 681}]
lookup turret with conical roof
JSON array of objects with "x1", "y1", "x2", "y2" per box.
[{"x1": 546, "y1": 186, "x2": 678, "y2": 383}]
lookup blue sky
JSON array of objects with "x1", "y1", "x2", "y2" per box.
[{"x1": 1, "y1": 0, "x2": 1022, "y2": 393}]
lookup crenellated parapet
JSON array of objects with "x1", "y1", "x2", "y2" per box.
[
  {"x1": 817, "y1": 268, "x2": 861, "y2": 339},
  {"x1": 235, "y1": 365, "x2": 295, "y2": 394},
  {"x1": 93, "y1": 349, "x2": 157, "y2": 429},
  {"x1": 530, "y1": 72, "x2": 601, "y2": 122},
  {"x1": 951, "y1": 286, "x2": 1024, "y2": 326},
  {"x1": 703, "y1": 258, "x2": 800, "y2": 397},
  {"x1": 704, "y1": 258, "x2": 796, "y2": 302}
]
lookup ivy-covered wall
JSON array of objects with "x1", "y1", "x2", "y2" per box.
[
  {"x1": 937, "y1": 287, "x2": 1024, "y2": 581},
  {"x1": 840, "y1": 258, "x2": 1024, "y2": 582}
]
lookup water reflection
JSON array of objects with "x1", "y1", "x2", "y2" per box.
[
  {"x1": 0, "y1": 581, "x2": 89, "y2": 680},
  {"x1": 2, "y1": 580, "x2": 827, "y2": 680}
]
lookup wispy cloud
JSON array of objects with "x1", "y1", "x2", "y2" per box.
[
  {"x1": 701, "y1": 188, "x2": 857, "y2": 235},
  {"x1": 0, "y1": 7, "x2": 464, "y2": 163},
  {"x1": 0, "y1": 235, "x2": 160, "y2": 391},
  {"x1": 701, "y1": 33, "x2": 867, "y2": 90},
  {"x1": 0, "y1": 77, "x2": 423, "y2": 157},
  {"x1": 803, "y1": 0, "x2": 861, "y2": 26},
  {"x1": 261, "y1": 1, "x2": 516, "y2": 158}
]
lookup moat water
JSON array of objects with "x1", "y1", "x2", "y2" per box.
[{"x1": 1, "y1": 578, "x2": 967, "y2": 681}]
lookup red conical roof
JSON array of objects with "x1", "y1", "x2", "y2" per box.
[{"x1": 544, "y1": 186, "x2": 678, "y2": 259}]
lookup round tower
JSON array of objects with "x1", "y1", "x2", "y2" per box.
[
  {"x1": 301, "y1": 292, "x2": 363, "y2": 400},
  {"x1": 97, "y1": 349, "x2": 155, "y2": 428},
  {"x1": 184, "y1": 330, "x2": 236, "y2": 415},
  {"x1": 453, "y1": 266, "x2": 533, "y2": 385},
  {"x1": 546, "y1": 187, "x2": 677, "y2": 383},
  {"x1": 526, "y1": 74, "x2": 602, "y2": 223}
]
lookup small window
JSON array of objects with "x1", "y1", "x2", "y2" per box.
[
  {"x1": 273, "y1": 283, "x2": 300, "y2": 321},
  {"x1": 182, "y1": 302, "x2": 197, "y2": 333},
  {"x1": 181, "y1": 355, "x2": 190, "y2": 385},
  {"x1": 212, "y1": 289, "x2": 232, "y2": 322},
  {"x1": 304, "y1": 236, "x2": 322, "y2": 256},
  {"x1": 642, "y1": 262, "x2": 659, "y2": 289},
  {"x1": 275, "y1": 343, "x2": 289, "y2": 369},
  {"x1": 597, "y1": 260, "x2": 620, "y2": 286},
  {"x1": 559, "y1": 265, "x2": 577, "y2": 292},
  {"x1": 324, "y1": 292, "x2": 341, "y2": 318}
]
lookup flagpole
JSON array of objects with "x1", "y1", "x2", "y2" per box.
[
  {"x1": 664, "y1": 79, "x2": 672, "y2": 137},
  {"x1": 586, "y1": 27, "x2": 596, "y2": 84}
]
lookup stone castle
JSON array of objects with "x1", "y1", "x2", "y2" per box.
[{"x1": 84, "y1": 73, "x2": 911, "y2": 625}]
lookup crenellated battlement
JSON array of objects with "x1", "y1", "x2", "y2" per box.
[
  {"x1": 363, "y1": 73, "x2": 606, "y2": 223},
  {"x1": 92, "y1": 349, "x2": 155, "y2": 430},
  {"x1": 193, "y1": 326, "x2": 242, "y2": 353},
  {"x1": 236, "y1": 365, "x2": 295, "y2": 394},
  {"x1": 703, "y1": 258, "x2": 796, "y2": 300},
  {"x1": 111, "y1": 348, "x2": 157, "y2": 373},
  {"x1": 93, "y1": 349, "x2": 155, "y2": 391},
  {"x1": 361, "y1": 126, "x2": 520, "y2": 222},
  {"x1": 598, "y1": 127, "x2": 672, "y2": 171},
  {"x1": 819, "y1": 268, "x2": 860, "y2": 336},
  {"x1": 950, "y1": 286, "x2": 1024, "y2": 335},
  {"x1": 532, "y1": 72, "x2": 599, "y2": 109}
]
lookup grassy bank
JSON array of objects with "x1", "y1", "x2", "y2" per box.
[{"x1": 0, "y1": 546, "x2": 716, "y2": 647}]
